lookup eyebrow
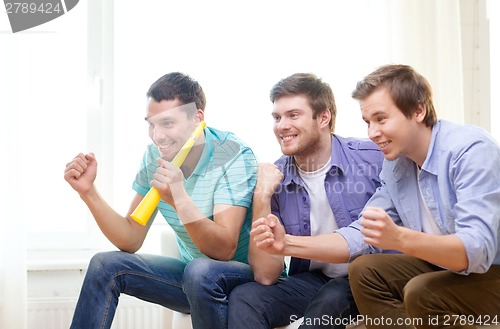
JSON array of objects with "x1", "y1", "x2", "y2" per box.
[
  {"x1": 145, "y1": 114, "x2": 176, "y2": 123},
  {"x1": 272, "y1": 108, "x2": 304, "y2": 116},
  {"x1": 363, "y1": 109, "x2": 386, "y2": 120}
]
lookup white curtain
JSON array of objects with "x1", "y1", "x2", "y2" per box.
[
  {"x1": 0, "y1": 37, "x2": 27, "y2": 327},
  {"x1": 384, "y1": 0, "x2": 465, "y2": 124},
  {"x1": 489, "y1": 0, "x2": 500, "y2": 141}
]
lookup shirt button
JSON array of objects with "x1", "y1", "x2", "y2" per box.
[
  {"x1": 303, "y1": 224, "x2": 308, "y2": 229},
  {"x1": 302, "y1": 197, "x2": 307, "y2": 202}
]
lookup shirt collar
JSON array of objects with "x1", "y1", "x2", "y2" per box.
[
  {"x1": 420, "y1": 120, "x2": 441, "y2": 175},
  {"x1": 280, "y1": 135, "x2": 345, "y2": 186}
]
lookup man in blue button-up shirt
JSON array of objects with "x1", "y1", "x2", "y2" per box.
[
  {"x1": 228, "y1": 73, "x2": 384, "y2": 329},
  {"x1": 345, "y1": 64, "x2": 500, "y2": 327}
]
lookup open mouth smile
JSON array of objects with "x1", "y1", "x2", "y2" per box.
[
  {"x1": 157, "y1": 141, "x2": 175, "y2": 151},
  {"x1": 378, "y1": 141, "x2": 391, "y2": 150},
  {"x1": 281, "y1": 135, "x2": 297, "y2": 143}
]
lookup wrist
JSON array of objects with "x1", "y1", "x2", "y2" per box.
[
  {"x1": 281, "y1": 234, "x2": 291, "y2": 256},
  {"x1": 396, "y1": 226, "x2": 414, "y2": 253},
  {"x1": 172, "y1": 190, "x2": 190, "y2": 211},
  {"x1": 253, "y1": 191, "x2": 273, "y2": 205},
  {"x1": 79, "y1": 185, "x2": 98, "y2": 202}
]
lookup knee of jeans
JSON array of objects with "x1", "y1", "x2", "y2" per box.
[
  {"x1": 230, "y1": 283, "x2": 265, "y2": 309},
  {"x1": 229, "y1": 284, "x2": 249, "y2": 305},
  {"x1": 88, "y1": 252, "x2": 110, "y2": 273},
  {"x1": 316, "y1": 280, "x2": 351, "y2": 305},
  {"x1": 87, "y1": 251, "x2": 124, "y2": 277},
  {"x1": 183, "y1": 258, "x2": 219, "y2": 289}
]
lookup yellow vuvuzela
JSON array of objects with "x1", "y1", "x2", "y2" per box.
[{"x1": 130, "y1": 121, "x2": 207, "y2": 226}]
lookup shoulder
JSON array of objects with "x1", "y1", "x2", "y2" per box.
[
  {"x1": 437, "y1": 120, "x2": 490, "y2": 141},
  {"x1": 206, "y1": 127, "x2": 258, "y2": 173},
  {"x1": 273, "y1": 154, "x2": 293, "y2": 172},
  {"x1": 207, "y1": 127, "x2": 253, "y2": 151},
  {"x1": 206, "y1": 126, "x2": 244, "y2": 143},
  {"x1": 334, "y1": 135, "x2": 380, "y2": 151},
  {"x1": 207, "y1": 127, "x2": 256, "y2": 156},
  {"x1": 434, "y1": 121, "x2": 498, "y2": 156},
  {"x1": 333, "y1": 135, "x2": 384, "y2": 165},
  {"x1": 273, "y1": 154, "x2": 288, "y2": 166}
]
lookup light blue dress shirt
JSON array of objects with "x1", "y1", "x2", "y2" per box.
[{"x1": 338, "y1": 120, "x2": 500, "y2": 275}]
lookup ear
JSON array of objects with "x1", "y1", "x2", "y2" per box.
[
  {"x1": 194, "y1": 109, "x2": 205, "y2": 123},
  {"x1": 414, "y1": 103, "x2": 426, "y2": 123},
  {"x1": 318, "y1": 108, "x2": 332, "y2": 129}
]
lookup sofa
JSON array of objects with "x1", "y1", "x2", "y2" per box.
[
  {"x1": 160, "y1": 228, "x2": 365, "y2": 329},
  {"x1": 160, "y1": 228, "x2": 499, "y2": 329}
]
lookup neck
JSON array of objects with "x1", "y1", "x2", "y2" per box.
[
  {"x1": 409, "y1": 125, "x2": 432, "y2": 167},
  {"x1": 294, "y1": 134, "x2": 332, "y2": 172},
  {"x1": 179, "y1": 133, "x2": 205, "y2": 177}
]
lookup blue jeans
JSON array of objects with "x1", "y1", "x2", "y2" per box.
[
  {"x1": 228, "y1": 271, "x2": 358, "y2": 329},
  {"x1": 70, "y1": 251, "x2": 254, "y2": 329}
]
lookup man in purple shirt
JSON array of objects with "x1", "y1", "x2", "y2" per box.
[{"x1": 228, "y1": 73, "x2": 384, "y2": 329}]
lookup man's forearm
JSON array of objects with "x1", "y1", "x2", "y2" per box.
[
  {"x1": 283, "y1": 233, "x2": 351, "y2": 264},
  {"x1": 175, "y1": 194, "x2": 246, "y2": 261},
  {"x1": 249, "y1": 193, "x2": 285, "y2": 284},
  {"x1": 248, "y1": 241, "x2": 284, "y2": 285},
  {"x1": 397, "y1": 228, "x2": 468, "y2": 272},
  {"x1": 81, "y1": 187, "x2": 143, "y2": 252}
]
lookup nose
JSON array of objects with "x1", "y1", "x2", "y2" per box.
[
  {"x1": 275, "y1": 117, "x2": 290, "y2": 131},
  {"x1": 367, "y1": 123, "x2": 380, "y2": 141},
  {"x1": 150, "y1": 125, "x2": 165, "y2": 143}
]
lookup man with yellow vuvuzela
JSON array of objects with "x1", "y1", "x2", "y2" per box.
[{"x1": 64, "y1": 72, "x2": 258, "y2": 329}]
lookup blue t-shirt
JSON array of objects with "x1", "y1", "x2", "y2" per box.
[{"x1": 133, "y1": 127, "x2": 258, "y2": 264}]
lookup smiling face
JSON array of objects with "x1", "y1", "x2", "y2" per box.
[
  {"x1": 361, "y1": 87, "x2": 429, "y2": 164},
  {"x1": 145, "y1": 98, "x2": 200, "y2": 160},
  {"x1": 272, "y1": 95, "x2": 328, "y2": 159}
]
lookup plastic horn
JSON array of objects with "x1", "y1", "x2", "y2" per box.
[{"x1": 130, "y1": 121, "x2": 207, "y2": 226}]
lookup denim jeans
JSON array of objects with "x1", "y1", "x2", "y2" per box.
[
  {"x1": 228, "y1": 271, "x2": 358, "y2": 329},
  {"x1": 70, "y1": 251, "x2": 254, "y2": 329}
]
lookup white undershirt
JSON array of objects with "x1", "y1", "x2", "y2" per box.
[
  {"x1": 298, "y1": 158, "x2": 349, "y2": 278},
  {"x1": 417, "y1": 167, "x2": 442, "y2": 235}
]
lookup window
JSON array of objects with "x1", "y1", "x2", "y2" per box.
[
  {"x1": 1, "y1": 0, "x2": 497, "y2": 254},
  {"x1": 1, "y1": 3, "x2": 97, "y2": 250}
]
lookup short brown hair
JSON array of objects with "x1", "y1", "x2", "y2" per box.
[
  {"x1": 147, "y1": 72, "x2": 206, "y2": 113},
  {"x1": 352, "y1": 64, "x2": 437, "y2": 127},
  {"x1": 270, "y1": 73, "x2": 337, "y2": 133}
]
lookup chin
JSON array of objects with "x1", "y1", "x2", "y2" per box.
[
  {"x1": 383, "y1": 152, "x2": 401, "y2": 161},
  {"x1": 280, "y1": 146, "x2": 296, "y2": 156},
  {"x1": 158, "y1": 150, "x2": 175, "y2": 161}
]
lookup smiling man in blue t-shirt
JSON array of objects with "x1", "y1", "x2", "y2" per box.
[{"x1": 64, "y1": 72, "x2": 257, "y2": 329}]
